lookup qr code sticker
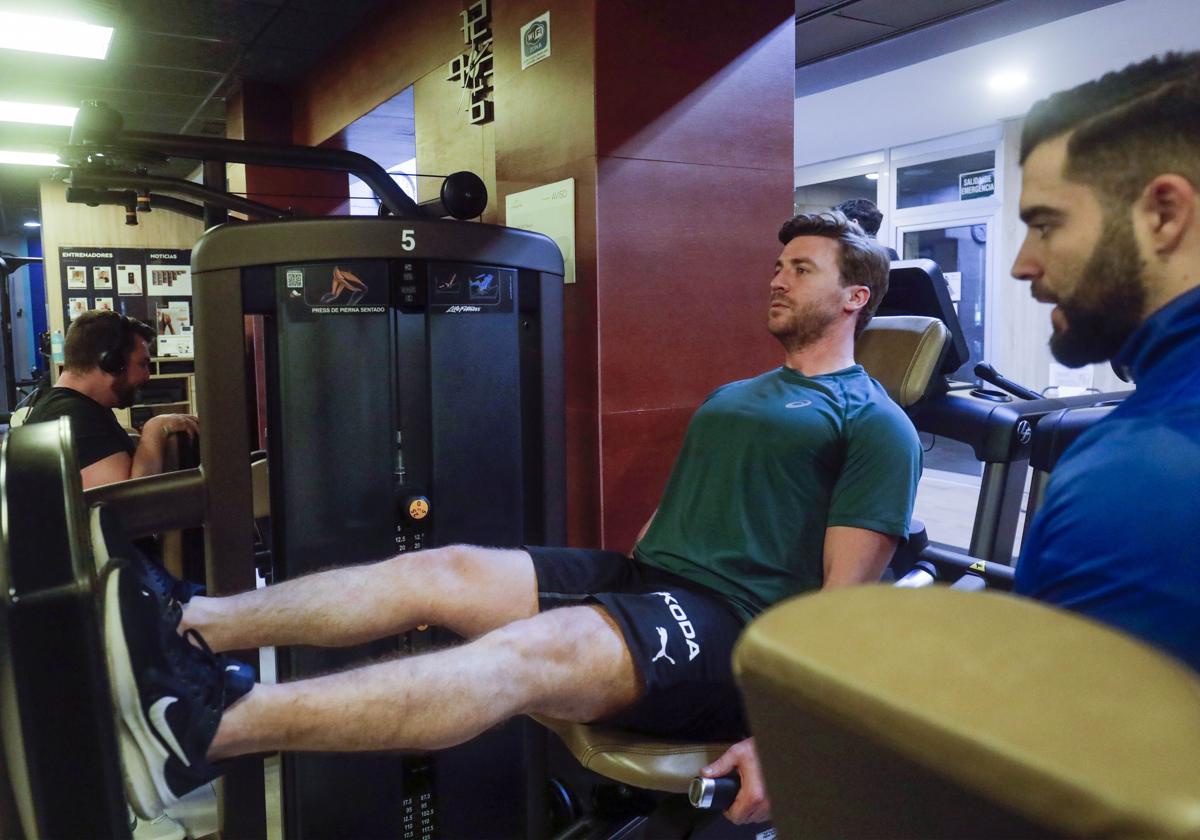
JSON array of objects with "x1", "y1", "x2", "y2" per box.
[{"x1": 286, "y1": 269, "x2": 304, "y2": 288}]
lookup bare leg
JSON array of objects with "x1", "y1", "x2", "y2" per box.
[
  {"x1": 181, "y1": 545, "x2": 536, "y2": 653},
  {"x1": 208, "y1": 605, "x2": 642, "y2": 758}
]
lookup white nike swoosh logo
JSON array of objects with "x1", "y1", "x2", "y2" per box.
[{"x1": 149, "y1": 697, "x2": 191, "y2": 767}]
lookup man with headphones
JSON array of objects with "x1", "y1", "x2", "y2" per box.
[{"x1": 26, "y1": 309, "x2": 199, "y2": 489}]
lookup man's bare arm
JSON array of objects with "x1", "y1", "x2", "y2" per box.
[
  {"x1": 822, "y1": 525, "x2": 899, "y2": 588},
  {"x1": 706, "y1": 525, "x2": 900, "y2": 824},
  {"x1": 632, "y1": 509, "x2": 656, "y2": 550},
  {"x1": 130, "y1": 414, "x2": 199, "y2": 479},
  {"x1": 81, "y1": 451, "x2": 134, "y2": 489}
]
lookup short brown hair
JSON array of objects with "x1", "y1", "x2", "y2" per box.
[
  {"x1": 1021, "y1": 51, "x2": 1200, "y2": 207},
  {"x1": 64, "y1": 310, "x2": 155, "y2": 373},
  {"x1": 778, "y1": 210, "x2": 890, "y2": 336}
]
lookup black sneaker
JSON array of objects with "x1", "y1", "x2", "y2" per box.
[
  {"x1": 123, "y1": 558, "x2": 257, "y2": 709},
  {"x1": 92, "y1": 505, "x2": 206, "y2": 603},
  {"x1": 95, "y1": 505, "x2": 254, "y2": 704},
  {"x1": 104, "y1": 565, "x2": 227, "y2": 819}
]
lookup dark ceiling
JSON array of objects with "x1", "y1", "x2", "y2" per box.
[
  {"x1": 0, "y1": 0, "x2": 1127, "y2": 238},
  {"x1": 0, "y1": 0, "x2": 387, "y2": 237},
  {"x1": 794, "y1": 0, "x2": 1004, "y2": 67}
]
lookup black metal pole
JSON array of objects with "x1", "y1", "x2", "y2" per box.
[
  {"x1": 202, "y1": 160, "x2": 229, "y2": 228},
  {"x1": 0, "y1": 269, "x2": 16, "y2": 411}
]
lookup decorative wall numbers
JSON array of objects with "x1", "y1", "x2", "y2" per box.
[{"x1": 447, "y1": 0, "x2": 494, "y2": 125}]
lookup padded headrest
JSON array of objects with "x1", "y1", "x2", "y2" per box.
[
  {"x1": 734, "y1": 587, "x2": 1200, "y2": 839},
  {"x1": 855, "y1": 315, "x2": 949, "y2": 407}
]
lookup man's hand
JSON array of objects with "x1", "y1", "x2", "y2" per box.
[
  {"x1": 702, "y1": 737, "x2": 770, "y2": 824},
  {"x1": 131, "y1": 414, "x2": 200, "y2": 479},
  {"x1": 144, "y1": 413, "x2": 200, "y2": 440}
]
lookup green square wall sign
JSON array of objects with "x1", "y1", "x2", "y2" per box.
[{"x1": 521, "y1": 12, "x2": 550, "y2": 70}]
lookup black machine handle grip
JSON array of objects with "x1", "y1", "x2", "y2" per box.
[
  {"x1": 974, "y1": 363, "x2": 1042, "y2": 401},
  {"x1": 689, "y1": 774, "x2": 740, "y2": 810}
]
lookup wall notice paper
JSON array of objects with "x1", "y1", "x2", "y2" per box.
[
  {"x1": 943, "y1": 271, "x2": 962, "y2": 302},
  {"x1": 93, "y1": 266, "x2": 113, "y2": 289},
  {"x1": 520, "y1": 12, "x2": 550, "y2": 69},
  {"x1": 147, "y1": 265, "x2": 192, "y2": 297},
  {"x1": 68, "y1": 297, "x2": 88, "y2": 320},
  {"x1": 1048, "y1": 360, "x2": 1095, "y2": 397},
  {"x1": 506, "y1": 177, "x2": 575, "y2": 284},
  {"x1": 155, "y1": 301, "x2": 193, "y2": 356},
  {"x1": 94, "y1": 297, "x2": 114, "y2": 312},
  {"x1": 117, "y1": 264, "x2": 144, "y2": 295},
  {"x1": 156, "y1": 334, "x2": 193, "y2": 357},
  {"x1": 67, "y1": 265, "x2": 88, "y2": 289}
]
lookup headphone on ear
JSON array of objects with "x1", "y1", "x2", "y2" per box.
[{"x1": 97, "y1": 313, "x2": 132, "y2": 375}]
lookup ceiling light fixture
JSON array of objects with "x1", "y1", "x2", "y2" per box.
[
  {"x1": 0, "y1": 100, "x2": 79, "y2": 127},
  {"x1": 0, "y1": 10, "x2": 113, "y2": 60},
  {"x1": 23, "y1": 220, "x2": 41, "y2": 229},
  {"x1": 0, "y1": 150, "x2": 64, "y2": 167},
  {"x1": 988, "y1": 70, "x2": 1029, "y2": 94},
  {"x1": 865, "y1": 173, "x2": 880, "y2": 181}
]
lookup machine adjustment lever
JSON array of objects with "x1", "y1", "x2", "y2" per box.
[
  {"x1": 689, "y1": 773, "x2": 739, "y2": 810},
  {"x1": 974, "y1": 362, "x2": 1041, "y2": 401}
]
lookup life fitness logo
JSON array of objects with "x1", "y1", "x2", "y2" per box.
[{"x1": 1016, "y1": 419, "x2": 1033, "y2": 446}]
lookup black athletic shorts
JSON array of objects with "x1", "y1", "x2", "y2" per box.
[{"x1": 527, "y1": 546, "x2": 748, "y2": 741}]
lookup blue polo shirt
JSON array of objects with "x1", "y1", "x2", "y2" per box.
[{"x1": 1016, "y1": 285, "x2": 1200, "y2": 672}]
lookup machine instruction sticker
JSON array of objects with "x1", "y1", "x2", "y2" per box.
[
  {"x1": 428, "y1": 262, "x2": 514, "y2": 314},
  {"x1": 280, "y1": 261, "x2": 389, "y2": 317}
]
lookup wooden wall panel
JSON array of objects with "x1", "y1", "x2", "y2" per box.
[
  {"x1": 592, "y1": 2, "x2": 795, "y2": 548},
  {"x1": 229, "y1": 82, "x2": 348, "y2": 217},
  {"x1": 492, "y1": 1, "x2": 598, "y2": 183},
  {"x1": 413, "y1": 70, "x2": 498, "y2": 224},
  {"x1": 595, "y1": 156, "x2": 785, "y2": 413},
  {"x1": 40, "y1": 180, "x2": 204, "y2": 337},
  {"x1": 492, "y1": 0, "x2": 602, "y2": 544},
  {"x1": 292, "y1": 0, "x2": 464, "y2": 148}
]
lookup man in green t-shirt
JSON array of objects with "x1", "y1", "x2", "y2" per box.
[{"x1": 104, "y1": 212, "x2": 922, "y2": 825}]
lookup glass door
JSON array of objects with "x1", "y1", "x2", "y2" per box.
[{"x1": 897, "y1": 219, "x2": 992, "y2": 382}]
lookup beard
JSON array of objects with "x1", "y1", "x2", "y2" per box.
[
  {"x1": 113, "y1": 377, "x2": 140, "y2": 409},
  {"x1": 1048, "y1": 211, "x2": 1147, "y2": 367},
  {"x1": 768, "y1": 294, "x2": 841, "y2": 353}
]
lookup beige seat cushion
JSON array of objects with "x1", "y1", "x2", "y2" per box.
[
  {"x1": 533, "y1": 716, "x2": 733, "y2": 793},
  {"x1": 856, "y1": 315, "x2": 949, "y2": 407},
  {"x1": 735, "y1": 587, "x2": 1200, "y2": 839}
]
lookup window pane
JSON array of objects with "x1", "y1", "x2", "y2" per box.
[
  {"x1": 896, "y1": 151, "x2": 995, "y2": 209},
  {"x1": 794, "y1": 173, "x2": 877, "y2": 216}
]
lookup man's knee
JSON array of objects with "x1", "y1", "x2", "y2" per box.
[
  {"x1": 383, "y1": 543, "x2": 519, "y2": 586},
  {"x1": 496, "y1": 606, "x2": 642, "y2": 721}
]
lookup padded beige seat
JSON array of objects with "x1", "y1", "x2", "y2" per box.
[
  {"x1": 535, "y1": 716, "x2": 732, "y2": 794},
  {"x1": 735, "y1": 587, "x2": 1200, "y2": 839},
  {"x1": 855, "y1": 315, "x2": 950, "y2": 407},
  {"x1": 538, "y1": 316, "x2": 951, "y2": 796}
]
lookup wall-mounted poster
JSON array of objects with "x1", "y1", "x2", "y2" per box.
[
  {"x1": 147, "y1": 265, "x2": 192, "y2": 296},
  {"x1": 59, "y1": 247, "x2": 192, "y2": 343},
  {"x1": 155, "y1": 301, "x2": 190, "y2": 335},
  {"x1": 117, "y1": 264, "x2": 144, "y2": 295}
]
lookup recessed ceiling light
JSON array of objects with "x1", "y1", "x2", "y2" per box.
[
  {"x1": 0, "y1": 150, "x2": 64, "y2": 167},
  {"x1": 23, "y1": 221, "x2": 41, "y2": 228},
  {"x1": 988, "y1": 70, "x2": 1029, "y2": 93},
  {"x1": 0, "y1": 11, "x2": 113, "y2": 60},
  {"x1": 0, "y1": 100, "x2": 79, "y2": 127},
  {"x1": 865, "y1": 173, "x2": 879, "y2": 181}
]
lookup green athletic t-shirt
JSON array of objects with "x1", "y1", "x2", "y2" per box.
[{"x1": 634, "y1": 365, "x2": 922, "y2": 622}]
